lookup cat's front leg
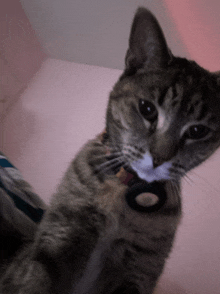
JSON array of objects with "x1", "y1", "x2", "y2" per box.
[
  {"x1": 0, "y1": 244, "x2": 52, "y2": 294},
  {"x1": 34, "y1": 203, "x2": 107, "y2": 293},
  {"x1": 0, "y1": 137, "x2": 124, "y2": 294},
  {"x1": 0, "y1": 203, "x2": 107, "y2": 294},
  {"x1": 0, "y1": 138, "x2": 111, "y2": 294},
  {"x1": 37, "y1": 137, "x2": 124, "y2": 293}
]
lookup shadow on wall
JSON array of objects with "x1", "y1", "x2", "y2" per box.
[{"x1": 0, "y1": 0, "x2": 47, "y2": 122}]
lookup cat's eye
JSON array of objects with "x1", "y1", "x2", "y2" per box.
[
  {"x1": 185, "y1": 124, "x2": 210, "y2": 140},
  {"x1": 139, "y1": 99, "x2": 158, "y2": 122}
]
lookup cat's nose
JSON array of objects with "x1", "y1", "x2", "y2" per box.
[{"x1": 153, "y1": 156, "x2": 165, "y2": 168}]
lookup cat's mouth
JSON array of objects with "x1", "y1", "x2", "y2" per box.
[
  {"x1": 115, "y1": 165, "x2": 144, "y2": 186},
  {"x1": 130, "y1": 157, "x2": 172, "y2": 183},
  {"x1": 115, "y1": 164, "x2": 168, "y2": 213},
  {"x1": 105, "y1": 149, "x2": 171, "y2": 184},
  {"x1": 99, "y1": 131, "x2": 171, "y2": 183}
]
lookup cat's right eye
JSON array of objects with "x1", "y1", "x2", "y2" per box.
[
  {"x1": 139, "y1": 99, "x2": 158, "y2": 122},
  {"x1": 184, "y1": 124, "x2": 211, "y2": 140}
]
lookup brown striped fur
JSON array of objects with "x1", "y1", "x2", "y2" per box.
[{"x1": 1, "y1": 7, "x2": 220, "y2": 294}]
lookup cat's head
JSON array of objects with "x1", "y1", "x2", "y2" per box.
[{"x1": 106, "y1": 7, "x2": 220, "y2": 183}]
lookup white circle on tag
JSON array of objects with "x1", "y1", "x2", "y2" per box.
[{"x1": 135, "y1": 193, "x2": 159, "y2": 207}]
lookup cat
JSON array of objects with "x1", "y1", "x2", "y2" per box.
[{"x1": 1, "y1": 6, "x2": 220, "y2": 294}]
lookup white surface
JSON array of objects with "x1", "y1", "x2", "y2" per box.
[
  {"x1": 19, "y1": 0, "x2": 220, "y2": 71},
  {"x1": 2, "y1": 59, "x2": 121, "y2": 201},
  {"x1": 20, "y1": 0, "x2": 188, "y2": 69}
]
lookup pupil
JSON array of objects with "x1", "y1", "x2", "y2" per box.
[
  {"x1": 139, "y1": 99, "x2": 157, "y2": 122},
  {"x1": 187, "y1": 124, "x2": 210, "y2": 139}
]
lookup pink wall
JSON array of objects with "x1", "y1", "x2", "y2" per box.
[
  {"x1": 2, "y1": 59, "x2": 120, "y2": 202},
  {"x1": 165, "y1": 0, "x2": 220, "y2": 71},
  {"x1": 0, "y1": 0, "x2": 47, "y2": 119}
]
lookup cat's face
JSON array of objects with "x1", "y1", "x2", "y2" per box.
[{"x1": 105, "y1": 8, "x2": 220, "y2": 183}]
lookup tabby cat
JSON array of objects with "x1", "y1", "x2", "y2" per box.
[{"x1": 1, "y1": 7, "x2": 220, "y2": 294}]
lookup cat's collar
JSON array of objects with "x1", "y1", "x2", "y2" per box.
[{"x1": 116, "y1": 168, "x2": 167, "y2": 213}]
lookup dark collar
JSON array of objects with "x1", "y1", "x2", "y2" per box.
[{"x1": 123, "y1": 173, "x2": 167, "y2": 213}]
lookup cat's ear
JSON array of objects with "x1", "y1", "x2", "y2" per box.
[{"x1": 124, "y1": 7, "x2": 173, "y2": 75}]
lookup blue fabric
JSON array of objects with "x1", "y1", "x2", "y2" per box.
[
  {"x1": 0, "y1": 179, "x2": 44, "y2": 223},
  {"x1": 0, "y1": 154, "x2": 46, "y2": 229},
  {"x1": 0, "y1": 158, "x2": 15, "y2": 168}
]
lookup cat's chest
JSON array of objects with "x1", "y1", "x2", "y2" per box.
[{"x1": 71, "y1": 234, "x2": 114, "y2": 294}]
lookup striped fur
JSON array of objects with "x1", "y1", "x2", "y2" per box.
[{"x1": 1, "y1": 7, "x2": 220, "y2": 294}]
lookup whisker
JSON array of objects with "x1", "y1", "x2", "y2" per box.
[
  {"x1": 169, "y1": 180, "x2": 182, "y2": 205},
  {"x1": 169, "y1": 168, "x2": 183, "y2": 177},
  {"x1": 90, "y1": 153, "x2": 109, "y2": 161},
  {"x1": 97, "y1": 158, "x2": 121, "y2": 171},
  {"x1": 88, "y1": 149, "x2": 123, "y2": 167},
  {"x1": 107, "y1": 144, "x2": 122, "y2": 152},
  {"x1": 187, "y1": 170, "x2": 220, "y2": 194},
  {"x1": 95, "y1": 155, "x2": 126, "y2": 176},
  {"x1": 123, "y1": 153, "x2": 139, "y2": 162},
  {"x1": 182, "y1": 176, "x2": 193, "y2": 186},
  {"x1": 100, "y1": 163, "x2": 123, "y2": 175},
  {"x1": 106, "y1": 152, "x2": 123, "y2": 160},
  {"x1": 122, "y1": 161, "x2": 130, "y2": 169},
  {"x1": 183, "y1": 173, "x2": 194, "y2": 185}
]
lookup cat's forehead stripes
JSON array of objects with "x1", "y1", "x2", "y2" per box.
[
  {"x1": 157, "y1": 84, "x2": 179, "y2": 107},
  {"x1": 179, "y1": 87, "x2": 212, "y2": 122},
  {"x1": 149, "y1": 83, "x2": 182, "y2": 109},
  {"x1": 155, "y1": 79, "x2": 213, "y2": 122},
  {"x1": 185, "y1": 99, "x2": 209, "y2": 121}
]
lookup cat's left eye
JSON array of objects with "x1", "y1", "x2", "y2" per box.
[
  {"x1": 185, "y1": 124, "x2": 211, "y2": 140},
  {"x1": 139, "y1": 99, "x2": 158, "y2": 122}
]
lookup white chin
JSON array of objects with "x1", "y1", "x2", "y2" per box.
[
  {"x1": 130, "y1": 153, "x2": 171, "y2": 182},
  {"x1": 131, "y1": 167, "x2": 171, "y2": 182}
]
